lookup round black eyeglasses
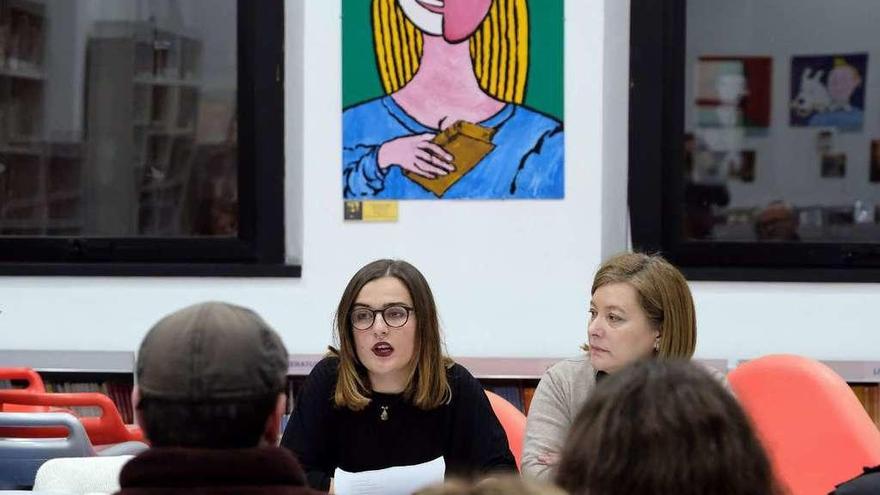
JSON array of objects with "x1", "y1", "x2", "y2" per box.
[{"x1": 350, "y1": 305, "x2": 413, "y2": 330}]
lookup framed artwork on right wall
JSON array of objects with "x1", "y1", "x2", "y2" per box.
[{"x1": 629, "y1": 0, "x2": 880, "y2": 282}]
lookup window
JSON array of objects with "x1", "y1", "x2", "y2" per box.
[
  {"x1": 0, "y1": 0, "x2": 294, "y2": 276},
  {"x1": 630, "y1": 0, "x2": 880, "y2": 281}
]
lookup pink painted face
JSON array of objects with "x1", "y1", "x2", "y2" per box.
[
  {"x1": 827, "y1": 65, "x2": 861, "y2": 104},
  {"x1": 397, "y1": 0, "x2": 492, "y2": 43}
]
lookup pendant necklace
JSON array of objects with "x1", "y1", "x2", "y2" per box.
[{"x1": 380, "y1": 405, "x2": 389, "y2": 421}]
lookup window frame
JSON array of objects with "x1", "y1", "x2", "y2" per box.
[
  {"x1": 0, "y1": 0, "x2": 298, "y2": 277},
  {"x1": 628, "y1": 0, "x2": 880, "y2": 282}
]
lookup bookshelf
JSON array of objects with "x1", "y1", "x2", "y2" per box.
[
  {"x1": 2, "y1": 350, "x2": 878, "y2": 428},
  {"x1": 286, "y1": 354, "x2": 731, "y2": 415},
  {"x1": 826, "y1": 363, "x2": 880, "y2": 427},
  {"x1": 0, "y1": 350, "x2": 135, "y2": 423},
  {"x1": 84, "y1": 20, "x2": 201, "y2": 236},
  {"x1": 0, "y1": 0, "x2": 77, "y2": 236}
]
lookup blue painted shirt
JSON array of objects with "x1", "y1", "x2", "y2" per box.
[
  {"x1": 343, "y1": 96, "x2": 564, "y2": 199},
  {"x1": 809, "y1": 109, "x2": 864, "y2": 131}
]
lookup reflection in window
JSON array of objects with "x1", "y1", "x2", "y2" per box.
[
  {"x1": 684, "y1": 0, "x2": 879, "y2": 244},
  {"x1": 0, "y1": 0, "x2": 237, "y2": 237}
]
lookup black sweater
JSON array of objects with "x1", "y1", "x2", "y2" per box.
[{"x1": 280, "y1": 357, "x2": 516, "y2": 491}]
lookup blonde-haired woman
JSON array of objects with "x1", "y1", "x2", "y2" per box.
[
  {"x1": 343, "y1": 0, "x2": 563, "y2": 199},
  {"x1": 281, "y1": 259, "x2": 515, "y2": 493},
  {"x1": 522, "y1": 252, "x2": 725, "y2": 481}
]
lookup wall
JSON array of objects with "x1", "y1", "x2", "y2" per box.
[
  {"x1": 685, "y1": 0, "x2": 880, "y2": 208},
  {"x1": 1, "y1": 1, "x2": 878, "y2": 364},
  {"x1": 0, "y1": 0, "x2": 603, "y2": 360}
]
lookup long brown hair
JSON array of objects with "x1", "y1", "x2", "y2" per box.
[
  {"x1": 555, "y1": 360, "x2": 782, "y2": 495},
  {"x1": 585, "y1": 252, "x2": 696, "y2": 359},
  {"x1": 332, "y1": 259, "x2": 451, "y2": 410}
]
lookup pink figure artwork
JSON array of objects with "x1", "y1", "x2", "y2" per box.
[{"x1": 343, "y1": 0, "x2": 565, "y2": 199}]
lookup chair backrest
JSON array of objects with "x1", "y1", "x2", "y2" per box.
[
  {"x1": 33, "y1": 454, "x2": 134, "y2": 494},
  {"x1": 0, "y1": 412, "x2": 96, "y2": 489},
  {"x1": 0, "y1": 390, "x2": 143, "y2": 446},
  {"x1": 728, "y1": 354, "x2": 880, "y2": 495},
  {"x1": 0, "y1": 368, "x2": 46, "y2": 393},
  {"x1": 485, "y1": 390, "x2": 526, "y2": 470},
  {"x1": 0, "y1": 368, "x2": 49, "y2": 414}
]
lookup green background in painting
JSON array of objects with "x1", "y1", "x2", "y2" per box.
[{"x1": 341, "y1": 0, "x2": 564, "y2": 121}]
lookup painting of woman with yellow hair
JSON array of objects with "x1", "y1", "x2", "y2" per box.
[{"x1": 343, "y1": 0, "x2": 564, "y2": 199}]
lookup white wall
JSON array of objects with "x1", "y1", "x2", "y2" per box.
[
  {"x1": 1, "y1": 1, "x2": 878, "y2": 364},
  {"x1": 685, "y1": 0, "x2": 880, "y2": 208},
  {"x1": 0, "y1": 0, "x2": 603, "y2": 360}
]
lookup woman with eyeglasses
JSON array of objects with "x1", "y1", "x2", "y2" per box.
[{"x1": 281, "y1": 259, "x2": 515, "y2": 494}]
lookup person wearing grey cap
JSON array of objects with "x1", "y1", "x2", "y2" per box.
[
  {"x1": 115, "y1": 301, "x2": 322, "y2": 495},
  {"x1": 281, "y1": 259, "x2": 515, "y2": 494}
]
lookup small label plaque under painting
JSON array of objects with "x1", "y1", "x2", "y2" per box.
[{"x1": 344, "y1": 200, "x2": 398, "y2": 222}]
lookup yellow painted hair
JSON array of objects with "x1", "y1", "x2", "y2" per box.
[{"x1": 371, "y1": 0, "x2": 529, "y2": 103}]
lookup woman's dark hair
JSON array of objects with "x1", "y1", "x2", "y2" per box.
[{"x1": 555, "y1": 360, "x2": 781, "y2": 495}]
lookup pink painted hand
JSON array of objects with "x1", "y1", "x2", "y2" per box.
[{"x1": 377, "y1": 133, "x2": 455, "y2": 179}]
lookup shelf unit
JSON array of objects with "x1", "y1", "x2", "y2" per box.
[
  {"x1": 84, "y1": 20, "x2": 201, "y2": 236},
  {"x1": 0, "y1": 0, "x2": 83, "y2": 236},
  {"x1": 0, "y1": 350, "x2": 136, "y2": 423},
  {"x1": 2, "y1": 350, "x2": 878, "y2": 426},
  {"x1": 288, "y1": 354, "x2": 730, "y2": 378}
]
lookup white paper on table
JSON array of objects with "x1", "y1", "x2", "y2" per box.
[{"x1": 332, "y1": 456, "x2": 446, "y2": 495}]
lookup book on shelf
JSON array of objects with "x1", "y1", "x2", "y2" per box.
[
  {"x1": 0, "y1": 2, "x2": 44, "y2": 73},
  {"x1": 43, "y1": 379, "x2": 134, "y2": 424},
  {"x1": 851, "y1": 384, "x2": 880, "y2": 429},
  {"x1": 522, "y1": 385, "x2": 537, "y2": 414},
  {"x1": 285, "y1": 376, "x2": 308, "y2": 415},
  {"x1": 488, "y1": 384, "x2": 524, "y2": 413}
]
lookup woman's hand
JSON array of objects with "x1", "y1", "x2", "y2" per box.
[
  {"x1": 537, "y1": 451, "x2": 560, "y2": 466},
  {"x1": 377, "y1": 133, "x2": 455, "y2": 179}
]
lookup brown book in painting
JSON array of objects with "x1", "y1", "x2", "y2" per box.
[{"x1": 405, "y1": 120, "x2": 496, "y2": 197}]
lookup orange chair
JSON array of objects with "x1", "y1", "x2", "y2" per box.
[
  {"x1": 0, "y1": 367, "x2": 46, "y2": 392},
  {"x1": 0, "y1": 390, "x2": 143, "y2": 446},
  {"x1": 485, "y1": 390, "x2": 527, "y2": 471},
  {"x1": 0, "y1": 367, "x2": 51, "y2": 413},
  {"x1": 729, "y1": 354, "x2": 880, "y2": 495}
]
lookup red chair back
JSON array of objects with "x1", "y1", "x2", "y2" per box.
[
  {"x1": 0, "y1": 390, "x2": 143, "y2": 446},
  {"x1": 729, "y1": 354, "x2": 880, "y2": 495},
  {"x1": 485, "y1": 390, "x2": 527, "y2": 470},
  {"x1": 0, "y1": 367, "x2": 50, "y2": 413},
  {"x1": 0, "y1": 367, "x2": 46, "y2": 392}
]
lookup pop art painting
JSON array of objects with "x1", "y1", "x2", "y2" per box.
[
  {"x1": 695, "y1": 56, "x2": 771, "y2": 130},
  {"x1": 790, "y1": 53, "x2": 867, "y2": 131},
  {"x1": 342, "y1": 0, "x2": 564, "y2": 199}
]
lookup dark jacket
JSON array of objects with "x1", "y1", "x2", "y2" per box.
[
  {"x1": 830, "y1": 465, "x2": 880, "y2": 495},
  {"x1": 116, "y1": 446, "x2": 325, "y2": 494}
]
